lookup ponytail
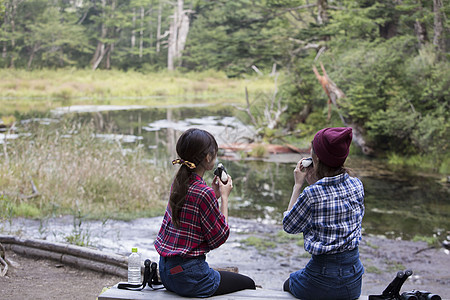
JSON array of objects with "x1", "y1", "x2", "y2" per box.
[{"x1": 169, "y1": 128, "x2": 218, "y2": 228}]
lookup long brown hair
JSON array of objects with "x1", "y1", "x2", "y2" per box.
[
  {"x1": 312, "y1": 144, "x2": 354, "y2": 180},
  {"x1": 170, "y1": 128, "x2": 218, "y2": 228}
]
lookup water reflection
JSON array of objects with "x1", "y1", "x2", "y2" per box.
[{"x1": 9, "y1": 105, "x2": 450, "y2": 239}]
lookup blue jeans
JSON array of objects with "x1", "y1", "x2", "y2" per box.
[
  {"x1": 159, "y1": 255, "x2": 220, "y2": 298},
  {"x1": 288, "y1": 247, "x2": 364, "y2": 300}
]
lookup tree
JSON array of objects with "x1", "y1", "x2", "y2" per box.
[
  {"x1": 167, "y1": 0, "x2": 192, "y2": 71},
  {"x1": 1, "y1": 0, "x2": 25, "y2": 68},
  {"x1": 184, "y1": 0, "x2": 290, "y2": 76},
  {"x1": 24, "y1": 4, "x2": 89, "y2": 69},
  {"x1": 433, "y1": 0, "x2": 446, "y2": 54}
]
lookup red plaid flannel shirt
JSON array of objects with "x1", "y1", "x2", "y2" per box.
[{"x1": 154, "y1": 173, "x2": 230, "y2": 257}]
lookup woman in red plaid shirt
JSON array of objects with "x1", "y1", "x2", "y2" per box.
[{"x1": 155, "y1": 128, "x2": 255, "y2": 297}]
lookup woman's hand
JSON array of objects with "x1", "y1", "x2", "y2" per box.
[
  {"x1": 287, "y1": 159, "x2": 310, "y2": 211},
  {"x1": 294, "y1": 159, "x2": 308, "y2": 186},
  {"x1": 218, "y1": 175, "x2": 232, "y2": 223},
  {"x1": 219, "y1": 175, "x2": 233, "y2": 199},
  {"x1": 212, "y1": 175, "x2": 233, "y2": 199},
  {"x1": 212, "y1": 176, "x2": 221, "y2": 199}
]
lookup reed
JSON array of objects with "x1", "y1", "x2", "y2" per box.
[
  {"x1": 0, "y1": 69, "x2": 275, "y2": 116},
  {"x1": 0, "y1": 120, "x2": 171, "y2": 221}
]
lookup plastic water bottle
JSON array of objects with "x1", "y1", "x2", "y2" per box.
[{"x1": 128, "y1": 247, "x2": 141, "y2": 284}]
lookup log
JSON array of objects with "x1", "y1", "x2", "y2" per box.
[
  {"x1": 220, "y1": 143, "x2": 308, "y2": 154},
  {"x1": 0, "y1": 235, "x2": 239, "y2": 279},
  {"x1": 9, "y1": 244, "x2": 127, "y2": 277},
  {"x1": 0, "y1": 235, "x2": 128, "y2": 276},
  {"x1": 0, "y1": 234, "x2": 127, "y2": 268}
]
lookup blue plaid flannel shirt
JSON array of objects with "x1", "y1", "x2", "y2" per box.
[{"x1": 283, "y1": 172, "x2": 365, "y2": 255}]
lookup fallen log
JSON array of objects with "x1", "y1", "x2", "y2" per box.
[
  {"x1": 0, "y1": 235, "x2": 239, "y2": 279},
  {"x1": 0, "y1": 235, "x2": 127, "y2": 277},
  {"x1": 9, "y1": 244, "x2": 127, "y2": 277},
  {"x1": 220, "y1": 143, "x2": 308, "y2": 155}
]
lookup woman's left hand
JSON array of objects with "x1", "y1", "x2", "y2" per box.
[{"x1": 212, "y1": 175, "x2": 221, "y2": 199}]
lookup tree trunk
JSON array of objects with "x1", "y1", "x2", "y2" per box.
[
  {"x1": 92, "y1": 45, "x2": 110, "y2": 70},
  {"x1": 176, "y1": 8, "x2": 190, "y2": 67},
  {"x1": 316, "y1": 0, "x2": 328, "y2": 25},
  {"x1": 313, "y1": 63, "x2": 373, "y2": 155},
  {"x1": 156, "y1": 1, "x2": 162, "y2": 53},
  {"x1": 2, "y1": 1, "x2": 9, "y2": 60},
  {"x1": 9, "y1": 0, "x2": 19, "y2": 69},
  {"x1": 139, "y1": 6, "x2": 144, "y2": 59},
  {"x1": 149, "y1": 3, "x2": 154, "y2": 63},
  {"x1": 167, "y1": 2, "x2": 179, "y2": 71},
  {"x1": 414, "y1": 20, "x2": 429, "y2": 47},
  {"x1": 168, "y1": 0, "x2": 191, "y2": 70},
  {"x1": 27, "y1": 44, "x2": 39, "y2": 70},
  {"x1": 106, "y1": 44, "x2": 112, "y2": 69},
  {"x1": 379, "y1": 21, "x2": 398, "y2": 39},
  {"x1": 131, "y1": 7, "x2": 136, "y2": 49},
  {"x1": 433, "y1": 0, "x2": 445, "y2": 54},
  {"x1": 91, "y1": 0, "x2": 108, "y2": 70}
]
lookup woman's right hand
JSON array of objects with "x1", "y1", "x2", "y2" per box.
[{"x1": 294, "y1": 159, "x2": 308, "y2": 186}]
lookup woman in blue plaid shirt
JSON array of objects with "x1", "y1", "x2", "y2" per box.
[{"x1": 282, "y1": 127, "x2": 365, "y2": 300}]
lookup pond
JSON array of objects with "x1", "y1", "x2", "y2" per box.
[{"x1": 3, "y1": 104, "x2": 449, "y2": 241}]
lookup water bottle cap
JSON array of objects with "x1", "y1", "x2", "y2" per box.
[{"x1": 132, "y1": 247, "x2": 138, "y2": 253}]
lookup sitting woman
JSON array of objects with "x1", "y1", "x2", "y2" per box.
[
  {"x1": 154, "y1": 128, "x2": 256, "y2": 297},
  {"x1": 282, "y1": 127, "x2": 365, "y2": 300}
]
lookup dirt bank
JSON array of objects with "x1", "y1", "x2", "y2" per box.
[{"x1": 0, "y1": 250, "x2": 122, "y2": 300}]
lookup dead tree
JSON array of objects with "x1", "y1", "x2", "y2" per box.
[
  {"x1": 313, "y1": 63, "x2": 373, "y2": 155},
  {"x1": 168, "y1": 0, "x2": 192, "y2": 70}
]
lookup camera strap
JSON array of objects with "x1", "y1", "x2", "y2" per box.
[{"x1": 117, "y1": 259, "x2": 164, "y2": 291}]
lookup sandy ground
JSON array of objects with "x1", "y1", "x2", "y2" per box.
[
  {"x1": 0, "y1": 251, "x2": 122, "y2": 300},
  {"x1": 1, "y1": 219, "x2": 449, "y2": 300}
]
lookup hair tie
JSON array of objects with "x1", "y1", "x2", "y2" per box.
[{"x1": 172, "y1": 158, "x2": 196, "y2": 169}]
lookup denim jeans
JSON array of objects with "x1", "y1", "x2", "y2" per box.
[
  {"x1": 159, "y1": 255, "x2": 220, "y2": 298},
  {"x1": 288, "y1": 247, "x2": 364, "y2": 300}
]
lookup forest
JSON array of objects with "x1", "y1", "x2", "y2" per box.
[{"x1": 1, "y1": 0, "x2": 449, "y2": 171}]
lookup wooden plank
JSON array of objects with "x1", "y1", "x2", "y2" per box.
[
  {"x1": 98, "y1": 284, "x2": 371, "y2": 300},
  {"x1": 98, "y1": 285, "x2": 297, "y2": 299}
]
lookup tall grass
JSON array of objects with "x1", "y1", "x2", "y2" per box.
[
  {"x1": 0, "y1": 120, "x2": 172, "y2": 220},
  {"x1": 0, "y1": 68, "x2": 275, "y2": 115}
]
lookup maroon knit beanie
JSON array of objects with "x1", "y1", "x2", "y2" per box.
[{"x1": 312, "y1": 127, "x2": 353, "y2": 167}]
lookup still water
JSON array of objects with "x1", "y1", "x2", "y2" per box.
[{"x1": 5, "y1": 105, "x2": 450, "y2": 240}]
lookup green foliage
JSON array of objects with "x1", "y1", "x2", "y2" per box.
[
  {"x1": 241, "y1": 236, "x2": 276, "y2": 251},
  {"x1": 412, "y1": 235, "x2": 442, "y2": 247},
  {"x1": 365, "y1": 265, "x2": 383, "y2": 274},
  {"x1": 64, "y1": 210, "x2": 92, "y2": 247},
  {"x1": 0, "y1": 194, "x2": 14, "y2": 224},
  {"x1": 12, "y1": 203, "x2": 40, "y2": 218},
  {"x1": 249, "y1": 144, "x2": 269, "y2": 158},
  {"x1": 184, "y1": 0, "x2": 289, "y2": 76}
]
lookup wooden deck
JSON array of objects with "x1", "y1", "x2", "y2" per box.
[{"x1": 98, "y1": 284, "x2": 370, "y2": 299}]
